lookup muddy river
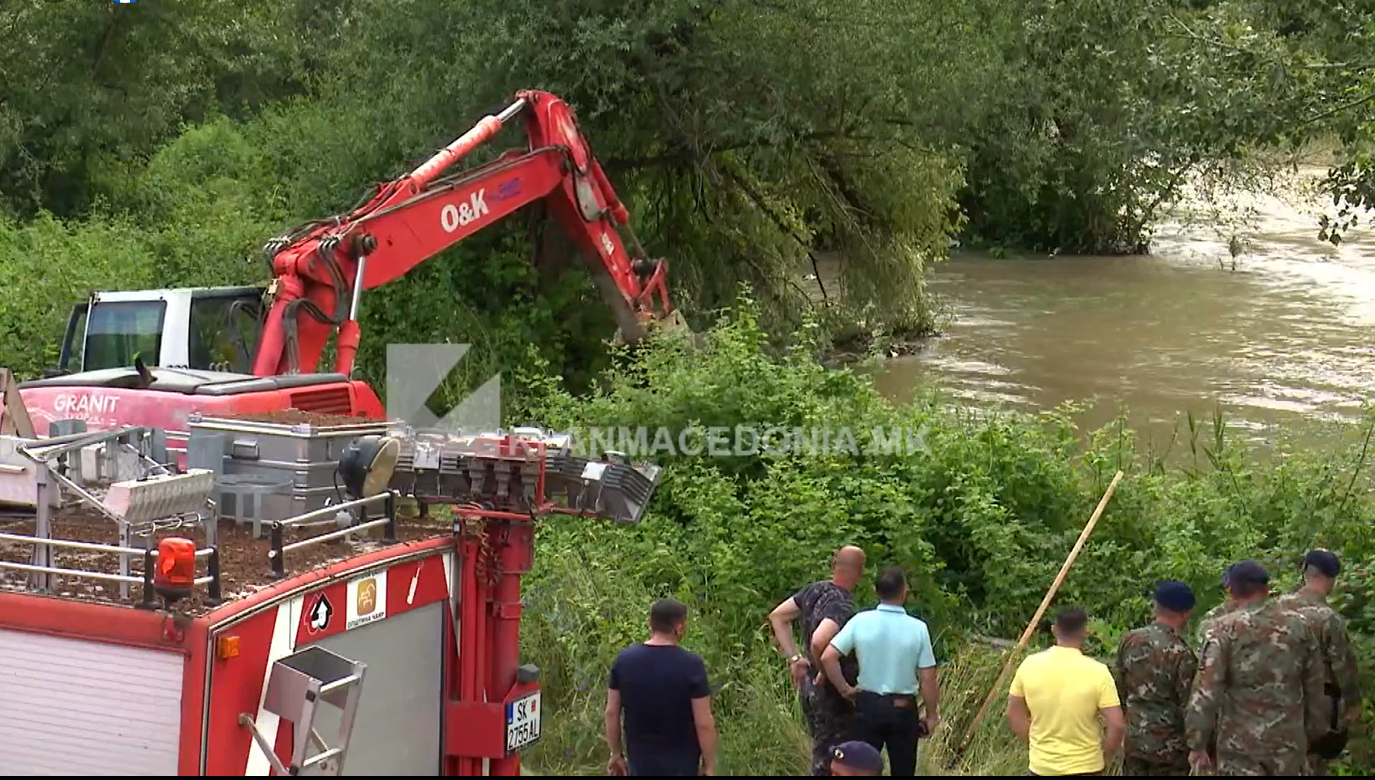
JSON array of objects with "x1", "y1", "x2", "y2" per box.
[{"x1": 864, "y1": 168, "x2": 1375, "y2": 449}]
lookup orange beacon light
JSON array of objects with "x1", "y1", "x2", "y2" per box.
[{"x1": 154, "y1": 537, "x2": 197, "y2": 602}]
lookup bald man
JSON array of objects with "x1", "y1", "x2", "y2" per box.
[{"x1": 770, "y1": 545, "x2": 866, "y2": 775}]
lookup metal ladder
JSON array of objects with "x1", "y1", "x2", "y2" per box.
[{"x1": 239, "y1": 645, "x2": 368, "y2": 776}]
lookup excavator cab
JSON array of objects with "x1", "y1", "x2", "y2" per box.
[
  {"x1": 22, "y1": 283, "x2": 377, "y2": 446},
  {"x1": 53, "y1": 287, "x2": 266, "y2": 377}
]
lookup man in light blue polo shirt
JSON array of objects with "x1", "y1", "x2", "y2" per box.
[{"x1": 820, "y1": 567, "x2": 938, "y2": 776}]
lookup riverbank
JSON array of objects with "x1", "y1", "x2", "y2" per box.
[{"x1": 512, "y1": 306, "x2": 1375, "y2": 775}]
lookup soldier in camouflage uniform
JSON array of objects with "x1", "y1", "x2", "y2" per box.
[
  {"x1": 768, "y1": 546, "x2": 866, "y2": 775},
  {"x1": 1194, "y1": 564, "x2": 1239, "y2": 650},
  {"x1": 1275, "y1": 550, "x2": 1363, "y2": 777},
  {"x1": 1191, "y1": 564, "x2": 1239, "y2": 776},
  {"x1": 1114, "y1": 580, "x2": 1198, "y2": 776},
  {"x1": 1186, "y1": 560, "x2": 1328, "y2": 777}
]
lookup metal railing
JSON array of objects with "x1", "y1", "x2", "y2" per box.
[
  {"x1": 0, "y1": 531, "x2": 223, "y2": 607},
  {"x1": 0, "y1": 422, "x2": 449, "y2": 607},
  {"x1": 0, "y1": 424, "x2": 219, "y2": 604},
  {"x1": 267, "y1": 492, "x2": 398, "y2": 579}
]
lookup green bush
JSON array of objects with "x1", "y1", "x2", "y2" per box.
[
  {"x1": 0, "y1": 213, "x2": 160, "y2": 377},
  {"x1": 515, "y1": 299, "x2": 1375, "y2": 775}
]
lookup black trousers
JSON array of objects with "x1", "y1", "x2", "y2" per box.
[
  {"x1": 800, "y1": 670, "x2": 856, "y2": 776},
  {"x1": 628, "y1": 750, "x2": 700, "y2": 775},
  {"x1": 854, "y1": 691, "x2": 921, "y2": 776}
]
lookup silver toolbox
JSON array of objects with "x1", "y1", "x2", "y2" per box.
[{"x1": 187, "y1": 413, "x2": 389, "y2": 521}]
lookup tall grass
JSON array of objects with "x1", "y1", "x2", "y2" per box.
[
  {"x1": 518, "y1": 542, "x2": 813, "y2": 776},
  {"x1": 521, "y1": 592, "x2": 1037, "y2": 777},
  {"x1": 516, "y1": 532, "x2": 1098, "y2": 776}
]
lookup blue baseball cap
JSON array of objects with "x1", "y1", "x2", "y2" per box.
[{"x1": 832, "y1": 740, "x2": 883, "y2": 773}]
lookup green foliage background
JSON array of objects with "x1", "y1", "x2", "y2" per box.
[{"x1": 1, "y1": 0, "x2": 1374, "y2": 774}]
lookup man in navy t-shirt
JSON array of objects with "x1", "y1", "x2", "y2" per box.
[{"x1": 605, "y1": 599, "x2": 719, "y2": 776}]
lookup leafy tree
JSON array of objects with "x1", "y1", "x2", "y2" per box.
[
  {"x1": 2, "y1": 0, "x2": 1373, "y2": 384},
  {"x1": 953, "y1": 0, "x2": 1367, "y2": 254},
  {"x1": 0, "y1": 0, "x2": 308, "y2": 218},
  {"x1": 319, "y1": 0, "x2": 969, "y2": 337}
]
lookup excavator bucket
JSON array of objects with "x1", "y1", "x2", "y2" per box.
[
  {"x1": 656, "y1": 309, "x2": 691, "y2": 334},
  {"x1": 612, "y1": 310, "x2": 694, "y2": 348}
]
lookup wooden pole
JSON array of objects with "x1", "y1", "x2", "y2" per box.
[
  {"x1": 0, "y1": 368, "x2": 34, "y2": 439},
  {"x1": 951, "y1": 469, "x2": 1125, "y2": 763}
]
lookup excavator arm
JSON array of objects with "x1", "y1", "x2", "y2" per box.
[{"x1": 251, "y1": 90, "x2": 678, "y2": 378}]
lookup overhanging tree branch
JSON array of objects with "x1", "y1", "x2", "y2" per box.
[{"x1": 604, "y1": 129, "x2": 860, "y2": 173}]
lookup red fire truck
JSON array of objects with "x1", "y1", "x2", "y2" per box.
[{"x1": 0, "y1": 418, "x2": 660, "y2": 775}]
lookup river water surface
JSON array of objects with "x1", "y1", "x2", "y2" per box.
[{"x1": 865, "y1": 169, "x2": 1375, "y2": 448}]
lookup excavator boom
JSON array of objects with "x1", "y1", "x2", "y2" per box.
[
  {"x1": 17, "y1": 90, "x2": 679, "y2": 450},
  {"x1": 254, "y1": 90, "x2": 677, "y2": 377}
]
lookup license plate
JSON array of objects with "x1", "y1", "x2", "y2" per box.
[{"x1": 505, "y1": 691, "x2": 542, "y2": 754}]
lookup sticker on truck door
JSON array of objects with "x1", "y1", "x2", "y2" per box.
[
  {"x1": 505, "y1": 691, "x2": 541, "y2": 754},
  {"x1": 346, "y1": 571, "x2": 387, "y2": 630}
]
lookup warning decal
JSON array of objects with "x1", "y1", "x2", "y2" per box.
[{"x1": 308, "y1": 594, "x2": 333, "y2": 633}]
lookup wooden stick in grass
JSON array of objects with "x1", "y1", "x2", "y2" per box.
[{"x1": 950, "y1": 469, "x2": 1125, "y2": 765}]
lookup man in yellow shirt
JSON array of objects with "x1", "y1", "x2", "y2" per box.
[{"x1": 1007, "y1": 607, "x2": 1125, "y2": 776}]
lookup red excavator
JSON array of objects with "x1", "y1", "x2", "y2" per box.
[{"x1": 18, "y1": 89, "x2": 684, "y2": 448}]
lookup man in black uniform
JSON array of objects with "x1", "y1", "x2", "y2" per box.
[{"x1": 769, "y1": 545, "x2": 867, "y2": 775}]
